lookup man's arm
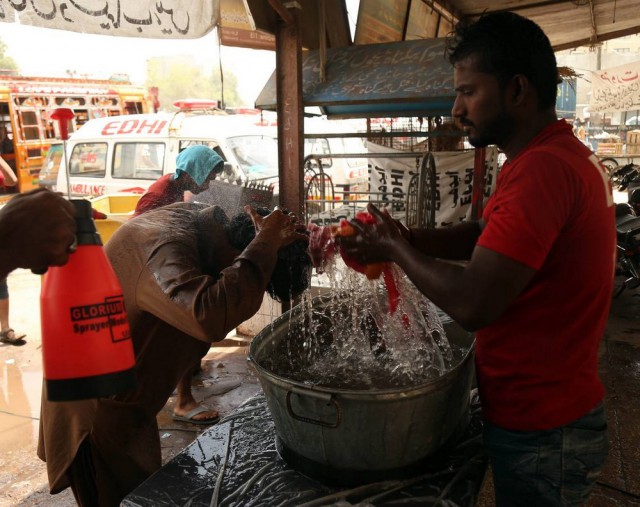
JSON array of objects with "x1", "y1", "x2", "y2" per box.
[
  {"x1": 389, "y1": 243, "x2": 535, "y2": 331},
  {"x1": 339, "y1": 204, "x2": 535, "y2": 331},
  {"x1": 405, "y1": 220, "x2": 483, "y2": 261}
]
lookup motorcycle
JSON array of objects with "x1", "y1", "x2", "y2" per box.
[
  {"x1": 612, "y1": 163, "x2": 640, "y2": 213},
  {"x1": 615, "y1": 201, "x2": 640, "y2": 297},
  {"x1": 610, "y1": 162, "x2": 637, "y2": 189}
]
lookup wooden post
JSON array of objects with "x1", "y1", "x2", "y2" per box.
[
  {"x1": 275, "y1": 2, "x2": 304, "y2": 216},
  {"x1": 470, "y1": 147, "x2": 486, "y2": 220}
]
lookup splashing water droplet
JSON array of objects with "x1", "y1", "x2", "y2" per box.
[{"x1": 264, "y1": 260, "x2": 468, "y2": 390}]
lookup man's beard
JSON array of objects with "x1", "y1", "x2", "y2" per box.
[{"x1": 467, "y1": 108, "x2": 514, "y2": 149}]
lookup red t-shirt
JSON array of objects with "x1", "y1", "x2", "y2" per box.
[
  {"x1": 476, "y1": 120, "x2": 616, "y2": 431},
  {"x1": 133, "y1": 174, "x2": 183, "y2": 217}
]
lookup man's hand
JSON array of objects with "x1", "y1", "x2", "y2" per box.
[
  {"x1": 244, "y1": 206, "x2": 308, "y2": 250},
  {"x1": 336, "y1": 203, "x2": 408, "y2": 265},
  {"x1": 0, "y1": 189, "x2": 76, "y2": 277}
]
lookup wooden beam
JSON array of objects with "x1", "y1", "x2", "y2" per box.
[
  {"x1": 268, "y1": 0, "x2": 295, "y2": 25},
  {"x1": 319, "y1": 0, "x2": 327, "y2": 82},
  {"x1": 275, "y1": 3, "x2": 305, "y2": 216}
]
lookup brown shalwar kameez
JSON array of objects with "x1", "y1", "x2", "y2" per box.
[{"x1": 38, "y1": 204, "x2": 279, "y2": 506}]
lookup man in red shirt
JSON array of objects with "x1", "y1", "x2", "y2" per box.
[{"x1": 338, "y1": 12, "x2": 614, "y2": 506}]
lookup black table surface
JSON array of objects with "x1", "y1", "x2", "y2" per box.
[{"x1": 123, "y1": 393, "x2": 487, "y2": 507}]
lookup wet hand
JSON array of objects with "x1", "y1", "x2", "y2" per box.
[
  {"x1": 245, "y1": 205, "x2": 308, "y2": 250},
  {"x1": 336, "y1": 203, "x2": 407, "y2": 264},
  {"x1": 0, "y1": 189, "x2": 76, "y2": 275}
]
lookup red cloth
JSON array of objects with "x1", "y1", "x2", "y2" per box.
[
  {"x1": 307, "y1": 223, "x2": 336, "y2": 273},
  {"x1": 133, "y1": 174, "x2": 183, "y2": 217},
  {"x1": 475, "y1": 120, "x2": 616, "y2": 430},
  {"x1": 337, "y1": 213, "x2": 404, "y2": 316},
  {"x1": 338, "y1": 213, "x2": 385, "y2": 279}
]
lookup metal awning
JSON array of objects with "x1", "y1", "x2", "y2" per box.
[
  {"x1": 256, "y1": 38, "x2": 455, "y2": 118},
  {"x1": 245, "y1": 0, "x2": 640, "y2": 53}
]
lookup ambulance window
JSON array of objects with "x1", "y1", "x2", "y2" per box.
[
  {"x1": 113, "y1": 142, "x2": 165, "y2": 180},
  {"x1": 304, "y1": 137, "x2": 332, "y2": 168},
  {"x1": 178, "y1": 140, "x2": 225, "y2": 160},
  {"x1": 227, "y1": 135, "x2": 278, "y2": 179},
  {"x1": 343, "y1": 137, "x2": 366, "y2": 168},
  {"x1": 68, "y1": 143, "x2": 108, "y2": 177}
]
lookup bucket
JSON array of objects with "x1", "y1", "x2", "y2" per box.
[{"x1": 248, "y1": 294, "x2": 476, "y2": 481}]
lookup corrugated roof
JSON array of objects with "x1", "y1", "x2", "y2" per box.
[{"x1": 245, "y1": 0, "x2": 640, "y2": 52}]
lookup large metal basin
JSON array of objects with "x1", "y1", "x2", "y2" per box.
[{"x1": 248, "y1": 294, "x2": 476, "y2": 475}]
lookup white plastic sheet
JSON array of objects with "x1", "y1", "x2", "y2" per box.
[{"x1": 367, "y1": 143, "x2": 500, "y2": 227}]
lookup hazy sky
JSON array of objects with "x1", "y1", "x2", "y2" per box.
[
  {"x1": 0, "y1": 1, "x2": 359, "y2": 106},
  {"x1": 0, "y1": 23, "x2": 275, "y2": 105}
]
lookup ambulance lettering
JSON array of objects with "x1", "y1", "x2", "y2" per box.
[
  {"x1": 70, "y1": 183, "x2": 106, "y2": 196},
  {"x1": 101, "y1": 119, "x2": 167, "y2": 136}
]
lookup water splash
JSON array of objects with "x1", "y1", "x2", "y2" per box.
[{"x1": 263, "y1": 260, "x2": 463, "y2": 390}]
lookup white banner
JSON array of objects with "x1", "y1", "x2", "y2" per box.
[
  {"x1": 0, "y1": 0, "x2": 219, "y2": 39},
  {"x1": 590, "y1": 61, "x2": 640, "y2": 113},
  {"x1": 367, "y1": 142, "x2": 499, "y2": 227}
]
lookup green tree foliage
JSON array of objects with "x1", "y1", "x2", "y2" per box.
[
  {"x1": 0, "y1": 38, "x2": 19, "y2": 72},
  {"x1": 146, "y1": 56, "x2": 241, "y2": 112}
]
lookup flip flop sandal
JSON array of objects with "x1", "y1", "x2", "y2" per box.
[
  {"x1": 0, "y1": 329, "x2": 27, "y2": 346},
  {"x1": 172, "y1": 405, "x2": 220, "y2": 425}
]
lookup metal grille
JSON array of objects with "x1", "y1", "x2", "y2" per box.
[{"x1": 365, "y1": 116, "x2": 466, "y2": 153}]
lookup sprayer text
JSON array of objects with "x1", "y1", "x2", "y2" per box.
[{"x1": 70, "y1": 297, "x2": 125, "y2": 321}]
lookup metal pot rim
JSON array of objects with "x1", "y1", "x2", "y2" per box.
[
  {"x1": 248, "y1": 347, "x2": 474, "y2": 399},
  {"x1": 248, "y1": 293, "x2": 475, "y2": 398}
]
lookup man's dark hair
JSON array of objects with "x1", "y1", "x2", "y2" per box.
[
  {"x1": 226, "y1": 207, "x2": 311, "y2": 302},
  {"x1": 445, "y1": 12, "x2": 559, "y2": 109}
]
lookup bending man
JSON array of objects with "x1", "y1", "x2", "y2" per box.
[{"x1": 38, "y1": 203, "x2": 311, "y2": 506}]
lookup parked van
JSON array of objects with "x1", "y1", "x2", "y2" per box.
[{"x1": 55, "y1": 106, "x2": 279, "y2": 198}]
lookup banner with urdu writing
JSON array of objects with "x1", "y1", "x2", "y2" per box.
[
  {"x1": 367, "y1": 142, "x2": 500, "y2": 227},
  {"x1": 0, "y1": 1, "x2": 218, "y2": 39},
  {"x1": 591, "y1": 61, "x2": 640, "y2": 113}
]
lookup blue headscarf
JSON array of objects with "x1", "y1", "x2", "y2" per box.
[{"x1": 173, "y1": 145, "x2": 225, "y2": 186}]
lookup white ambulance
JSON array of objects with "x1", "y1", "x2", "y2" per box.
[
  {"x1": 303, "y1": 117, "x2": 369, "y2": 197},
  {"x1": 56, "y1": 102, "x2": 279, "y2": 198}
]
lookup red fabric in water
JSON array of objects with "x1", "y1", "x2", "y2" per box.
[
  {"x1": 338, "y1": 212, "x2": 385, "y2": 279},
  {"x1": 337, "y1": 212, "x2": 403, "y2": 318}
]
